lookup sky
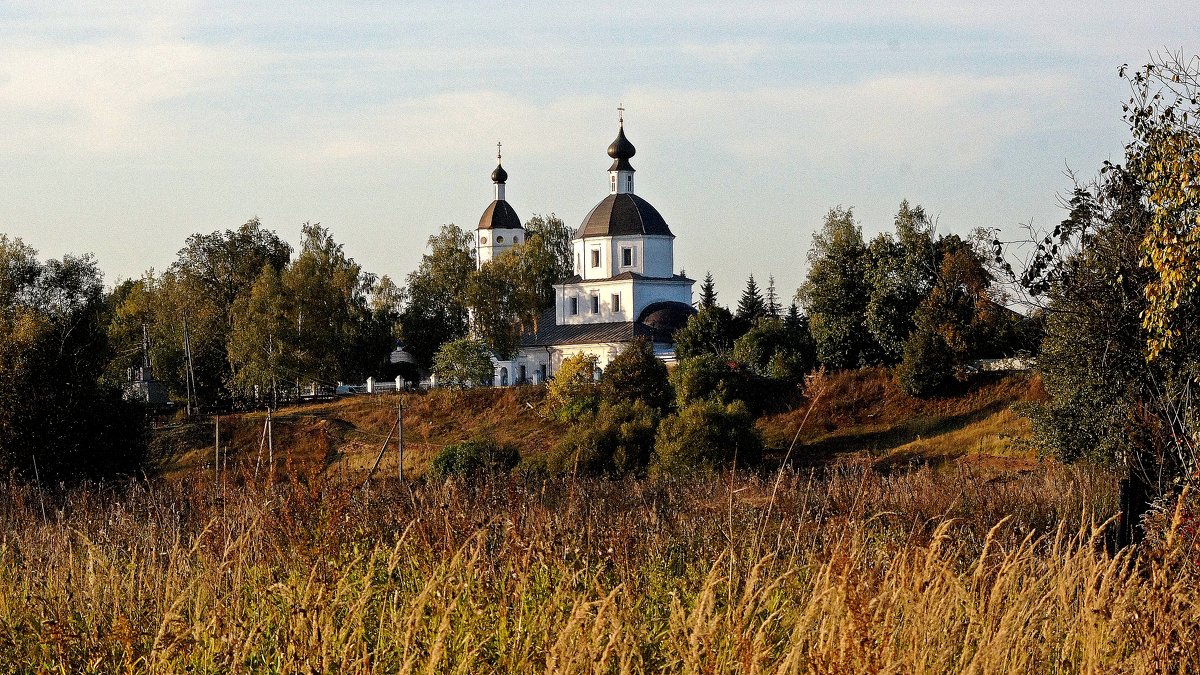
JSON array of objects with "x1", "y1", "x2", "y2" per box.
[{"x1": 0, "y1": 1, "x2": 1193, "y2": 301}]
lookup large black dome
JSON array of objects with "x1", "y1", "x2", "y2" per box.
[
  {"x1": 478, "y1": 200, "x2": 523, "y2": 231},
  {"x1": 637, "y1": 301, "x2": 696, "y2": 335},
  {"x1": 577, "y1": 193, "x2": 673, "y2": 239}
]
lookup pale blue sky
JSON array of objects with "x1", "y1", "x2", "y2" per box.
[{"x1": 0, "y1": 1, "x2": 1193, "y2": 299}]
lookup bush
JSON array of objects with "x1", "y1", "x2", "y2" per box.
[
  {"x1": 548, "y1": 400, "x2": 660, "y2": 476},
  {"x1": 545, "y1": 352, "x2": 599, "y2": 421},
  {"x1": 731, "y1": 317, "x2": 815, "y2": 381},
  {"x1": 896, "y1": 324, "x2": 953, "y2": 397},
  {"x1": 430, "y1": 438, "x2": 519, "y2": 479},
  {"x1": 597, "y1": 339, "x2": 672, "y2": 411},
  {"x1": 670, "y1": 354, "x2": 749, "y2": 407},
  {"x1": 652, "y1": 399, "x2": 761, "y2": 474}
]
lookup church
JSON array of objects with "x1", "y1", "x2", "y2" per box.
[{"x1": 475, "y1": 113, "x2": 696, "y2": 386}]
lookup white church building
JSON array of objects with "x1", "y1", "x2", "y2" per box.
[{"x1": 476, "y1": 115, "x2": 696, "y2": 386}]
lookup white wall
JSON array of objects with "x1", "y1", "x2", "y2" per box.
[
  {"x1": 557, "y1": 279, "x2": 635, "y2": 324},
  {"x1": 477, "y1": 227, "x2": 526, "y2": 267}
]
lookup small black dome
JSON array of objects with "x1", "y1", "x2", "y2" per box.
[
  {"x1": 637, "y1": 301, "x2": 696, "y2": 334},
  {"x1": 607, "y1": 126, "x2": 636, "y2": 172},
  {"x1": 491, "y1": 162, "x2": 508, "y2": 184},
  {"x1": 478, "y1": 200, "x2": 523, "y2": 231},
  {"x1": 577, "y1": 193, "x2": 672, "y2": 239}
]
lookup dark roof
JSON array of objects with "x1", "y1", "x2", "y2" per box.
[
  {"x1": 577, "y1": 193, "x2": 673, "y2": 239},
  {"x1": 607, "y1": 125, "x2": 636, "y2": 172},
  {"x1": 478, "y1": 199, "x2": 523, "y2": 231},
  {"x1": 491, "y1": 162, "x2": 508, "y2": 184},
  {"x1": 519, "y1": 303, "x2": 695, "y2": 348},
  {"x1": 637, "y1": 301, "x2": 696, "y2": 334}
]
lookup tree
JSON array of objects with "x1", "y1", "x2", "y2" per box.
[
  {"x1": 551, "y1": 400, "x2": 660, "y2": 476},
  {"x1": 0, "y1": 237, "x2": 147, "y2": 480},
  {"x1": 731, "y1": 317, "x2": 815, "y2": 381},
  {"x1": 597, "y1": 338, "x2": 672, "y2": 411},
  {"x1": 400, "y1": 224, "x2": 475, "y2": 369},
  {"x1": 864, "y1": 201, "x2": 938, "y2": 363},
  {"x1": 520, "y1": 214, "x2": 573, "y2": 312},
  {"x1": 699, "y1": 272, "x2": 718, "y2": 309},
  {"x1": 431, "y1": 338, "x2": 494, "y2": 388},
  {"x1": 545, "y1": 352, "x2": 600, "y2": 421},
  {"x1": 896, "y1": 319, "x2": 954, "y2": 396},
  {"x1": 1120, "y1": 53, "x2": 1200, "y2": 360},
  {"x1": 673, "y1": 305, "x2": 737, "y2": 359},
  {"x1": 797, "y1": 207, "x2": 876, "y2": 368},
  {"x1": 228, "y1": 265, "x2": 290, "y2": 399},
  {"x1": 735, "y1": 274, "x2": 767, "y2": 325},
  {"x1": 764, "y1": 275, "x2": 781, "y2": 318},
  {"x1": 281, "y1": 223, "x2": 393, "y2": 385}
]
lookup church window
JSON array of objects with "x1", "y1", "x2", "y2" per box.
[
  {"x1": 570, "y1": 297, "x2": 578, "y2": 315},
  {"x1": 611, "y1": 176, "x2": 616, "y2": 192},
  {"x1": 591, "y1": 249, "x2": 600, "y2": 268},
  {"x1": 575, "y1": 253, "x2": 581, "y2": 272},
  {"x1": 497, "y1": 235, "x2": 504, "y2": 243},
  {"x1": 591, "y1": 295, "x2": 599, "y2": 314},
  {"x1": 626, "y1": 176, "x2": 632, "y2": 189},
  {"x1": 514, "y1": 236, "x2": 520, "y2": 244},
  {"x1": 621, "y1": 247, "x2": 633, "y2": 267},
  {"x1": 480, "y1": 236, "x2": 488, "y2": 244},
  {"x1": 519, "y1": 365, "x2": 526, "y2": 383},
  {"x1": 611, "y1": 293, "x2": 621, "y2": 312}
]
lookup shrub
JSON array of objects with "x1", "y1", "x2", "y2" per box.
[
  {"x1": 548, "y1": 400, "x2": 660, "y2": 476},
  {"x1": 896, "y1": 324, "x2": 953, "y2": 396},
  {"x1": 597, "y1": 339, "x2": 672, "y2": 411},
  {"x1": 670, "y1": 354, "x2": 749, "y2": 407},
  {"x1": 652, "y1": 399, "x2": 761, "y2": 474},
  {"x1": 731, "y1": 317, "x2": 815, "y2": 381},
  {"x1": 545, "y1": 352, "x2": 599, "y2": 421},
  {"x1": 430, "y1": 437, "x2": 519, "y2": 479}
]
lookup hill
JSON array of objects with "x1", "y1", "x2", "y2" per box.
[{"x1": 154, "y1": 368, "x2": 1041, "y2": 480}]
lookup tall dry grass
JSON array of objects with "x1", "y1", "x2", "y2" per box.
[{"x1": 0, "y1": 463, "x2": 1195, "y2": 673}]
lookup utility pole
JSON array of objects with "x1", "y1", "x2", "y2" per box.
[{"x1": 267, "y1": 407, "x2": 274, "y2": 483}]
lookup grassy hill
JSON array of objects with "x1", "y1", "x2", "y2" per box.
[{"x1": 154, "y1": 367, "x2": 1042, "y2": 480}]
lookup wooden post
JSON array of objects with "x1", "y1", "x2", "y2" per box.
[
  {"x1": 398, "y1": 398, "x2": 405, "y2": 482},
  {"x1": 267, "y1": 407, "x2": 274, "y2": 481},
  {"x1": 214, "y1": 415, "x2": 220, "y2": 484},
  {"x1": 182, "y1": 316, "x2": 194, "y2": 415}
]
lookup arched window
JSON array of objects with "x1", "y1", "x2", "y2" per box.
[
  {"x1": 497, "y1": 235, "x2": 504, "y2": 244},
  {"x1": 500, "y1": 367, "x2": 509, "y2": 387}
]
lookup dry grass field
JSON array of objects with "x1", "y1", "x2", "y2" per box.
[{"x1": 2, "y1": 461, "x2": 1197, "y2": 673}]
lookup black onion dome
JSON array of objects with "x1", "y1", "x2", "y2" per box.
[
  {"x1": 478, "y1": 200, "x2": 523, "y2": 231},
  {"x1": 491, "y1": 162, "x2": 508, "y2": 184},
  {"x1": 577, "y1": 193, "x2": 673, "y2": 238},
  {"x1": 637, "y1": 301, "x2": 696, "y2": 335},
  {"x1": 607, "y1": 126, "x2": 636, "y2": 171}
]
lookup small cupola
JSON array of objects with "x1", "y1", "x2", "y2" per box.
[
  {"x1": 491, "y1": 141, "x2": 508, "y2": 201},
  {"x1": 608, "y1": 107, "x2": 636, "y2": 194}
]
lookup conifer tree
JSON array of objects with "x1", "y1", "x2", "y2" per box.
[
  {"x1": 735, "y1": 274, "x2": 766, "y2": 322},
  {"x1": 765, "y1": 275, "x2": 781, "y2": 318},
  {"x1": 699, "y1": 272, "x2": 718, "y2": 309}
]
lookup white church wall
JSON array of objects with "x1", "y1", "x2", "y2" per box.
[
  {"x1": 477, "y1": 227, "x2": 525, "y2": 266},
  {"x1": 631, "y1": 279, "x2": 693, "y2": 318},
  {"x1": 557, "y1": 279, "x2": 635, "y2": 325}
]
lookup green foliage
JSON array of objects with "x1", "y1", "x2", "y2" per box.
[
  {"x1": 400, "y1": 224, "x2": 475, "y2": 370},
  {"x1": 673, "y1": 305, "x2": 737, "y2": 360},
  {"x1": 797, "y1": 207, "x2": 877, "y2": 369},
  {"x1": 652, "y1": 399, "x2": 761, "y2": 474},
  {"x1": 466, "y1": 214, "x2": 573, "y2": 359},
  {"x1": 597, "y1": 339, "x2": 672, "y2": 411},
  {"x1": 735, "y1": 274, "x2": 767, "y2": 325},
  {"x1": 431, "y1": 338, "x2": 494, "y2": 388},
  {"x1": 731, "y1": 317, "x2": 815, "y2": 381},
  {"x1": 864, "y1": 201, "x2": 937, "y2": 363},
  {"x1": 549, "y1": 400, "x2": 660, "y2": 475},
  {"x1": 699, "y1": 271, "x2": 718, "y2": 309},
  {"x1": 430, "y1": 437, "x2": 519, "y2": 479},
  {"x1": 0, "y1": 236, "x2": 147, "y2": 480},
  {"x1": 670, "y1": 354, "x2": 745, "y2": 407},
  {"x1": 545, "y1": 353, "x2": 599, "y2": 421},
  {"x1": 896, "y1": 321, "x2": 953, "y2": 397}
]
